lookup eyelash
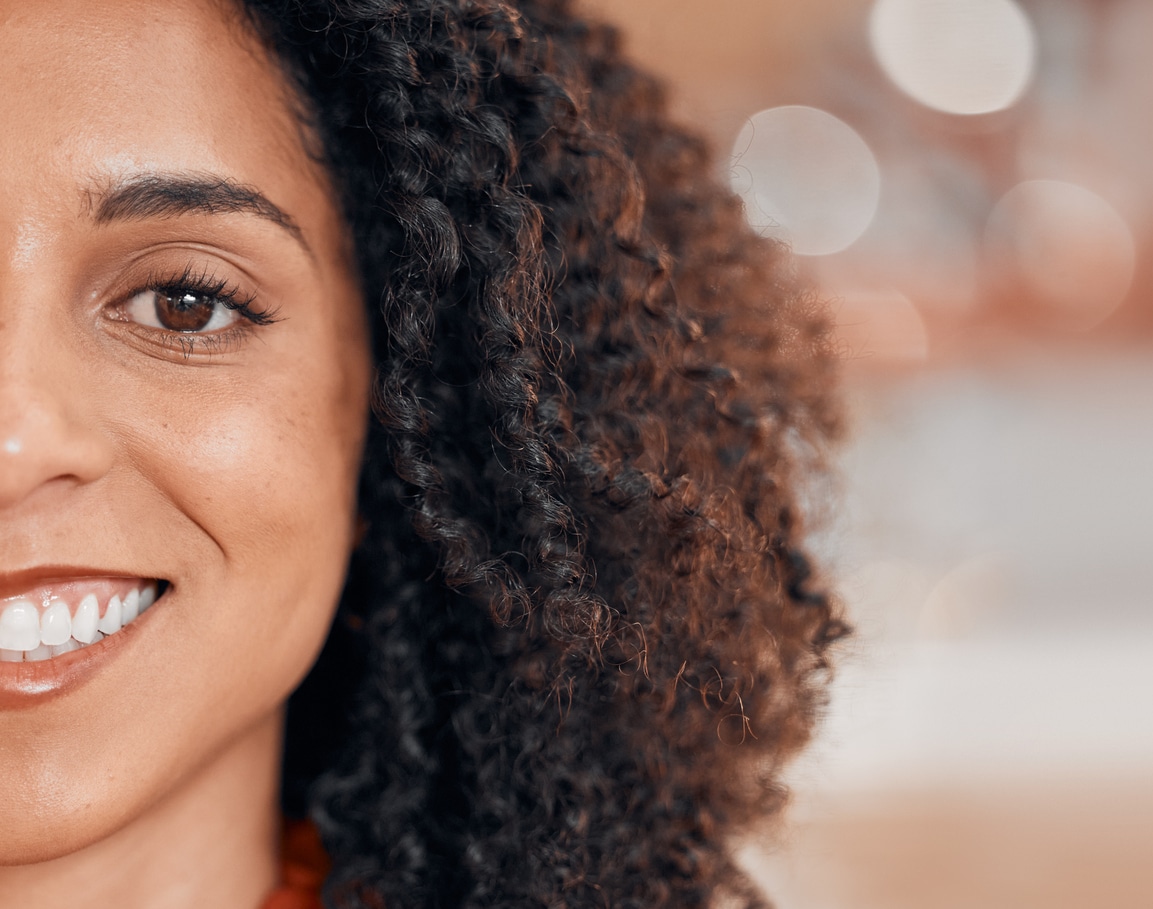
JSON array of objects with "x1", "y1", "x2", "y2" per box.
[{"x1": 114, "y1": 262, "x2": 280, "y2": 357}]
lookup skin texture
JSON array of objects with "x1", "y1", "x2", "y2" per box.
[{"x1": 0, "y1": 1, "x2": 371, "y2": 906}]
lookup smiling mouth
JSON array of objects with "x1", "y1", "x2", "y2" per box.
[{"x1": 0, "y1": 579, "x2": 165, "y2": 662}]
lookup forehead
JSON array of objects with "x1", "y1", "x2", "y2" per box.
[{"x1": 0, "y1": 0, "x2": 323, "y2": 219}]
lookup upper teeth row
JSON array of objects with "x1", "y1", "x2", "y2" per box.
[{"x1": 0, "y1": 586, "x2": 157, "y2": 658}]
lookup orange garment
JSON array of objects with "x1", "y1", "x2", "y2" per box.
[{"x1": 262, "y1": 819, "x2": 331, "y2": 909}]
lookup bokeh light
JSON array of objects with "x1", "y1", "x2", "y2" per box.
[
  {"x1": 730, "y1": 106, "x2": 880, "y2": 256},
  {"x1": 832, "y1": 290, "x2": 929, "y2": 362},
  {"x1": 869, "y1": 0, "x2": 1036, "y2": 115},
  {"x1": 827, "y1": 152, "x2": 985, "y2": 315},
  {"x1": 985, "y1": 179, "x2": 1136, "y2": 330},
  {"x1": 919, "y1": 553, "x2": 1010, "y2": 639}
]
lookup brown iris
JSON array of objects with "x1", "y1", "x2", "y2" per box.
[{"x1": 154, "y1": 292, "x2": 215, "y2": 332}]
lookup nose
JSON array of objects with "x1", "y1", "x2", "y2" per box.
[{"x1": 0, "y1": 332, "x2": 115, "y2": 511}]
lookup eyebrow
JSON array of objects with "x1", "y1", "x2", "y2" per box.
[{"x1": 89, "y1": 173, "x2": 309, "y2": 253}]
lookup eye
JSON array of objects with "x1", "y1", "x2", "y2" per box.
[
  {"x1": 106, "y1": 264, "x2": 280, "y2": 356},
  {"x1": 123, "y1": 288, "x2": 240, "y2": 333}
]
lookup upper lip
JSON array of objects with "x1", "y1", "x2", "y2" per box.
[{"x1": 0, "y1": 566, "x2": 160, "y2": 601}]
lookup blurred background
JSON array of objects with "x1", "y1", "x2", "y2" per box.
[{"x1": 580, "y1": 1, "x2": 1153, "y2": 906}]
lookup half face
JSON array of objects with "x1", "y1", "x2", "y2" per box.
[{"x1": 0, "y1": 0, "x2": 371, "y2": 861}]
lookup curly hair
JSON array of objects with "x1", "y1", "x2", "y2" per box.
[{"x1": 241, "y1": 0, "x2": 845, "y2": 905}]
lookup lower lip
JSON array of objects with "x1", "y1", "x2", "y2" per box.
[{"x1": 0, "y1": 594, "x2": 164, "y2": 710}]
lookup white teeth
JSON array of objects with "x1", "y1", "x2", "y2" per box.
[
  {"x1": 0, "y1": 583, "x2": 159, "y2": 662},
  {"x1": 0, "y1": 600, "x2": 40, "y2": 652},
  {"x1": 97, "y1": 595, "x2": 123, "y2": 635},
  {"x1": 121, "y1": 589, "x2": 140, "y2": 624},
  {"x1": 24, "y1": 643, "x2": 53, "y2": 662},
  {"x1": 72, "y1": 594, "x2": 100, "y2": 644},
  {"x1": 40, "y1": 601, "x2": 73, "y2": 647}
]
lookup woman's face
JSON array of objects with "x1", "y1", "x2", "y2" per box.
[{"x1": 0, "y1": 0, "x2": 371, "y2": 861}]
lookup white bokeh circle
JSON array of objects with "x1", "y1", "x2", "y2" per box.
[
  {"x1": 985, "y1": 180, "x2": 1135, "y2": 330},
  {"x1": 730, "y1": 106, "x2": 880, "y2": 256},
  {"x1": 870, "y1": 0, "x2": 1036, "y2": 115}
]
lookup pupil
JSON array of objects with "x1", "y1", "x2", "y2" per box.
[{"x1": 155, "y1": 292, "x2": 214, "y2": 332}]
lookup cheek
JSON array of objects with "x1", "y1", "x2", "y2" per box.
[
  {"x1": 152, "y1": 375, "x2": 363, "y2": 546},
  {"x1": 163, "y1": 383, "x2": 363, "y2": 559},
  {"x1": 119, "y1": 327, "x2": 372, "y2": 682}
]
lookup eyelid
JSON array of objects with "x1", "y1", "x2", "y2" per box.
[{"x1": 126, "y1": 261, "x2": 277, "y2": 320}]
